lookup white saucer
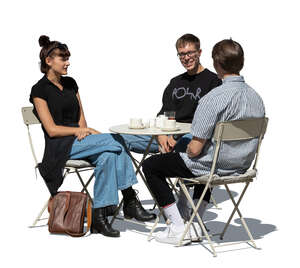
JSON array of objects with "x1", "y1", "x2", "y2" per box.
[
  {"x1": 161, "y1": 127, "x2": 180, "y2": 131},
  {"x1": 128, "y1": 125, "x2": 146, "y2": 129}
]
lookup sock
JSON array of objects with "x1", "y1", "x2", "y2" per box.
[
  {"x1": 121, "y1": 187, "x2": 136, "y2": 206},
  {"x1": 192, "y1": 199, "x2": 208, "y2": 220},
  {"x1": 163, "y1": 203, "x2": 184, "y2": 232}
]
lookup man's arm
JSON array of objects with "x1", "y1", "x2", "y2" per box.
[{"x1": 157, "y1": 83, "x2": 174, "y2": 152}]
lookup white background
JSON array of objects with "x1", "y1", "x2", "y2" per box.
[{"x1": 1, "y1": 0, "x2": 299, "y2": 266}]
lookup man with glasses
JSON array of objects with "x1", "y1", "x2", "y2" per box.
[
  {"x1": 119, "y1": 34, "x2": 221, "y2": 220},
  {"x1": 155, "y1": 34, "x2": 221, "y2": 153},
  {"x1": 121, "y1": 33, "x2": 221, "y2": 154}
]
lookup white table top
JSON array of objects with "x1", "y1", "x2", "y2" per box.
[{"x1": 109, "y1": 122, "x2": 191, "y2": 135}]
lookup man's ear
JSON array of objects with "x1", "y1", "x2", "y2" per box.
[{"x1": 213, "y1": 61, "x2": 224, "y2": 78}]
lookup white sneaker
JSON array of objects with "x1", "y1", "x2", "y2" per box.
[
  {"x1": 155, "y1": 223, "x2": 191, "y2": 245},
  {"x1": 154, "y1": 221, "x2": 172, "y2": 239}
]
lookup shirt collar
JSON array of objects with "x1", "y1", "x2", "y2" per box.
[
  {"x1": 41, "y1": 74, "x2": 65, "y2": 86},
  {"x1": 40, "y1": 75, "x2": 53, "y2": 85},
  {"x1": 222, "y1": 75, "x2": 245, "y2": 83}
]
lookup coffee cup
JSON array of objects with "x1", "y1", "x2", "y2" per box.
[
  {"x1": 149, "y1": 119, "x2": 156, "y2": 128},
  {"x1": 163, "y1": 119, "x2": 176, "y2": 129},
  {"x1": 155, "y1": 115, "x2": 167, "y2": 128},
  {"x1": 129, "y1": 118, "x2": 143, "y2": 128}
]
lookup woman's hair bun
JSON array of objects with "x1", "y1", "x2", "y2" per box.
[{"x1": 39, "y1": 35, "x2": 51, "y2": 47}]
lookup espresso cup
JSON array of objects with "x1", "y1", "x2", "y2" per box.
[
  {"x1": 163, "y1": 119, "x2": 176, "y2": 129},
  {"x1": 155, "y1": 115, "x2": 167, "y2": 128},
  {"x1": 149, "y1": 119, "x2": 156, "y2": 128},
  {"x1": 129, "y1": 118, "x2": 143, "y2": 128},
  {"x1": 143, "y1": 119, "x2": 150, "y2": 128}
]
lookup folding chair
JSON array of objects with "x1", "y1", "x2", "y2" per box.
[
  {"x1": 150, "y1": 117, "x2": 268, "y2": 257},
  {"x1": 22, "y1": 106, "x2": 95, "y2": 227}
]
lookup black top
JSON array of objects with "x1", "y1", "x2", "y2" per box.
[
  {"x1": 157, "y1": 68, "x2": 222, "y2": 123},
  {"x1": 29, "y1": 75, "x2": 80, "y2": 195}
]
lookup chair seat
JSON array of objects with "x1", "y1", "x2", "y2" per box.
[
  {"x1": 65, "y1": 159, "x2": 94, "y2": 168},
  {"x1": 195, "y1": 169, "x2": 257, "y2": 186}
]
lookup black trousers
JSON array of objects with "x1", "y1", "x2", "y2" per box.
[{"x1": 142, "y1": 152, "x2": 211, "y2": 207}]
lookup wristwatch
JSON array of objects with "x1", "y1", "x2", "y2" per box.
[{"x1": 173, "y1": 134, "x2": 183, "y2": 141}]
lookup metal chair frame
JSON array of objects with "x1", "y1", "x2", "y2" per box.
[
  {"x1": 148, "y1": 117, "x2": 268, "y2": 257},
  {"x1": 22, "y1": 106, "x2": 95, "y2": 227}
]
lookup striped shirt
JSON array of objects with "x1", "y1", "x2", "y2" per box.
[{"x1": 180, "y1": 75, "x2": 265, "y2": 176}]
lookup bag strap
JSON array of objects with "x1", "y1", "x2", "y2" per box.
[{"x1": 65, "y1": 198, "x2": 92, "y2": 237}]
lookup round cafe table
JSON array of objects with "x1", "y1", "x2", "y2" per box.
[
  {"x1": 109, "y1": 122, "x2": 191, "y2": 224},
  {"x1": 109, "y1": 122, "x2": 191, "y2": 136}
]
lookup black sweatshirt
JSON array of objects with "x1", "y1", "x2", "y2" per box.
[{"x1": 157, "y1": 68, "x2": 222, "y2": 123}]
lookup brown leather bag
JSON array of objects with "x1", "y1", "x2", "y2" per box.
[{"x1": 48, "y1": 191, "x2": 92, "y2": 237}]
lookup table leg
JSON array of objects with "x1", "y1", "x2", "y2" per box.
[{"x1": 125, "y1": 135, "x2": 167, "y2": 221}]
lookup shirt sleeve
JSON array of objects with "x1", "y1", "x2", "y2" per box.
[
  {"x1": 29, "y1": 84, "x2": 48, "y2": 104},
  {"x1": 68, "y1": 77, "x2": 79, "y2": 93},
  {"x1": 64, "y1": 76, "x2": 79, "y2": 93},
  {"x1": 191, "y1": 93, "x2": 226, "y2": 139}
]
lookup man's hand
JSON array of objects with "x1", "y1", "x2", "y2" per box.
[
  {"x1": 157, "y1": 135, "x2": 171, "y2": 153},
  {"x1": 186, "y1": 137, "x2": 207, "y2": 158},
  {"x1": 167, "y1": 135, "x2": 177, "y2": 149}
]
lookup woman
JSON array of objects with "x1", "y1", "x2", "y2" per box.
[
  {"x1": 142, "y1": 39, "x2": 265, "y2": 244},
  {"x1": 30, "y1": 35, "x2": 155, "y2": 238}
]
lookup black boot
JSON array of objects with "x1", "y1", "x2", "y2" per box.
[
  {"x1": 105, "y1": 205, "x2": 118, "y2": 216},
  {"x1": 123, "y1": 194, "x2": 157, "y2": 222},
  {"x1": 91, "y1": 207, "x2": 120, "y2": 237}
]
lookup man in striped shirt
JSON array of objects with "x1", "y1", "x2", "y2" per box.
[{"x1": 142, "y1": 39, "x2": 265, "y2": 245}]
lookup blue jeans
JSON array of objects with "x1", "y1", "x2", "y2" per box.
[
  {"x1": 69, "y1": 133, "x2": 138, "y2": 208},
  {"x1": 118, "y1": 134, "x2": 159, "y2": 154},
  {"x1": 119, "y1": 134, "x2": 192, "y2": 154}
]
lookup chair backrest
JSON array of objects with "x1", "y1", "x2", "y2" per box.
[
  {"x1": 208, "y1": 117, "x2": 268, "y2": 180},
  {"x1": 21, "y1": 106, "x2": 40, "y2": 126},
  {"x1": 21, "y1": 106, "x2": 41, "y2": 166},
  {"x1": 213, "y1": 117, "x2": 268, "y2": 142}
]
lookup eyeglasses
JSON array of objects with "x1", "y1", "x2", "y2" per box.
[
  {"x1": 46, "y1": 43, "x2": 68, "y2": 57},
  {"x1": 177, "y1": 50, "x2": 198, "y2": 59}
]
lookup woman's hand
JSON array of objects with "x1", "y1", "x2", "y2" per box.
[
  {"x1": 75, "y1": 127, "x2": 101, "y2": 141},
  {"x1": 87, "y1": 127, "x2": 101, "y2": 135},
  {"x1": 75, "y1": 128, "x2": 91, "y2": 141}
]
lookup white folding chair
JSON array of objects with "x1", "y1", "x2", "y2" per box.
[
  {"x1": 150, "y1": 117, "x2": 268, "y2": 257},
  {"x1": 22, "y1": 106, "x2": 95, "y2": 227}
]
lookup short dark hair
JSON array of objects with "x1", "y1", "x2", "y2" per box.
[
  {"x1": 212, "y1": 39, "x2": 244, "y2": 75},
  {"x1": 38, "y1": 35, "x2": 71, "y2": 74},
  {"x1": 176, "y1": 33, "x2": 200, "y2": 51}
]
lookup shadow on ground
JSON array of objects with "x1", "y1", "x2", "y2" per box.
[{"x1": 111, "y1": 190, "x2": 277, "y2": 244}]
